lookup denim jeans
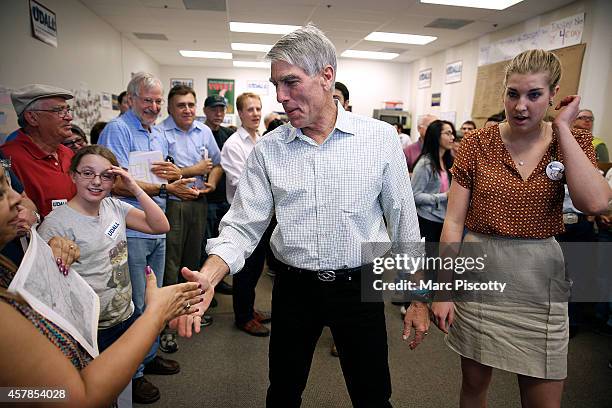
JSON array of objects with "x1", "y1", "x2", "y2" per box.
[
  {"x1": 127, "y1": 237, "x2": 166, "y2": 378},
  {"x1": 97, "y1": 312, "x2": 137, "y2": 352}
]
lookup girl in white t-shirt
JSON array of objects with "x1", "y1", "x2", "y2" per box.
[{"x1": 39, "y1": 145, "x2": 197, "y2": 352}]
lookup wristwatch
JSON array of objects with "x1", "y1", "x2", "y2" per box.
[{"x1": 159, "y1": 183, "x2": 168, "y2": 198}]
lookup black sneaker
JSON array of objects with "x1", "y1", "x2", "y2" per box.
[
  {"x1": 132, "y1": 376, "x2": 160, "y2": 404},
  {"x1": 200, "y1": 315, "x2": 214, "y2": 328},
  {"x1": 159, "y1": 333, "x2": 178, "y2": 353}
]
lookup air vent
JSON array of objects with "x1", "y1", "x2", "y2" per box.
[
  {"x1": 133, "y1": 32, "x2": 168, "y2": 41},
  {"x1": 379, "y1": 47, "x2": 408, "y2": 54},
  {"x1": 425, "y1": 18, "x2": 473, "y2": 29},
  {"x1": 183, "y1": 0, "x2": 226, "y2": 12}
]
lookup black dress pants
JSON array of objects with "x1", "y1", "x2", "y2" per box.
[
  {"x1": 417, "y1": 215, "x2": 444, "y2": 243},
  {"x1": 233, "y1": 222, "x2": 275, "y2": 324},
  {"x1": 266, "y1": 270, "x2": 392, "y2": 408}
]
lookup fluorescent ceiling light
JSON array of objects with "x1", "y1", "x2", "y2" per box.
[
  {"x1": 365, "y1": 32, "x2": 437, "y2": 45},
  {"x1": 231, "y1": 43, "x2": 273, "y2": 52},
  {"x1": 233, "y1": 61, "x2": 271, "y2": 68},
  {"x1": 420, "y1": 0, "x2": 523, "y2": 10},
  {"x1": 229, "y1": 22, "x2": 300, "y2": 34},
  {"x1": 341, "y1": 50, "x2": 399, "y2": 60},
  {"x1": 179, "y1": 50, "x2": 232, "y2": 59}
]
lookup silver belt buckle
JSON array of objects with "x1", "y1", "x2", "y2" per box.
[
  {"x1": 563, "y1": 213, "x2": 579, "y2": 224},
  {"x1": 317, "y1": 270, "x2": 336, "y2": 282}
]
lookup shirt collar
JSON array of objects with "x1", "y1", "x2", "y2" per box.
[
  {"x1": 282, "y1": 100, "x2": 355, "y2": 144},
  {"x1": 236, "y1": 126, "x2": 259, "y2": 141},
  {"x1": 124, "y1": 109, "x2": 153, "y2": 133},
  {"x1": 15, "y1": 130, "x2": 71, "y2": 160}
]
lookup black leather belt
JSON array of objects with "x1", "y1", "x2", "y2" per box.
[
  {"x1": 277, "y1": 262, "x2": 368, "y2": 282},
  {"x1": 563, "y1": 212, "x2": 590, "y2": 225}
]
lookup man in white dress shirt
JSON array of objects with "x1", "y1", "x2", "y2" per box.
[{"x1": 220, "y1": 92, "x2": 272, "y2": 337}]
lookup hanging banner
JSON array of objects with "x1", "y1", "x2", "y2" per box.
[
  {"x1": 207, "y1": 79, "x2": 235, "y2": 114},
  {"x1": 29, "y1": 0, "x2": 58, "y2": 47},
  {"x1": 478, "y1": 13, "x2": 584, "y2": 66},
  {"x1": 418, "y1": 68, "x2": 432, "y2": 89},
  {"x1": 245, "y1": 80, "x2": 270, "y2": 96},
  {"x1": 445, "y1": 61, "x2": 462, "y2": 84}
]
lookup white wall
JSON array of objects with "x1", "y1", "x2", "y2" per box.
[
  {"x1": 405, "y1": 0, "x2": 612, "y2": 145},
  {"x1": 0, "y1": 0, "x2": 159, "y2": 135},
  {"x1": 159, "y1": 59, "x2": 412, "y2": 132}
]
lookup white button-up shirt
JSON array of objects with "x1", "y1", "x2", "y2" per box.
[
  {"x1": 207, "y1": 104, "x2": 420, "y2": 273},
  {"x1": 220, "y1": 126, "x2": 259, "y2": 204}
]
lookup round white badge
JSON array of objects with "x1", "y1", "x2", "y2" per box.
[{"x1": 546, "y1": 161, "x2": 565, "y2": 181}]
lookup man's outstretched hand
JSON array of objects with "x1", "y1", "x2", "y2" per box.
[{"x1": 168, "y1": 267, "x2": 216, "y2": 337}]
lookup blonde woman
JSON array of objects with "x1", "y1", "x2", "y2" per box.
[{"x1": 432, "y1": 49, "x2": 611, "y2": 407}]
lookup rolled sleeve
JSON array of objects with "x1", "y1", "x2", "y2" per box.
[
  {"x1": 379, "y1": 130, "x2": 421, "y2": 245},
  {"x1": 206, "y1": 146, "x2": 274, "y2": 274}
]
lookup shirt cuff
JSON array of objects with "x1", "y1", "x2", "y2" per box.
[{"x1": 207, "y1": 241, "x2": 245, "y2": 275}]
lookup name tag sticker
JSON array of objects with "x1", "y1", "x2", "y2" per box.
[
  {"x1": 51, "y1": 199, "x2": 67, "y2": 209},
  {"x1": 105, "y1": 220, "x2": 122, "y2": 240}
]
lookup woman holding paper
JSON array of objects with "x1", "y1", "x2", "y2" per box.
[{"x1": 0, "y1": 160, "x2": 203, "y2": 407}]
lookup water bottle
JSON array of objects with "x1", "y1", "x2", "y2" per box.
[{"x1": 198, "y1": 146, "x2": 209, "y2": 189}]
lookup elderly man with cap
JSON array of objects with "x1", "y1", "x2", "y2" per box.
[
  {"x1": 2, "y1": 84, "x2": 77, "y2": 217},
  {"x1": 1, "y1": 84, "x2": 81, "y2": 274}
]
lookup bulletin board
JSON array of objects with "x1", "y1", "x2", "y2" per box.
[{"x1": 471, "y1": 43, "x2": 586, "y2": 126}]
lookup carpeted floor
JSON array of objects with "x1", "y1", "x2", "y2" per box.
[{"x1": 137, "y1": 273, "x2": 612, "y2": 408}]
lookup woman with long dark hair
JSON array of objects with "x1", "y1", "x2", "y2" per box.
[{"x1": 411, "y1": 120, "x2": 455, "y2": 242}]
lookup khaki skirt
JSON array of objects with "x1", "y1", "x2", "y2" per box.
[{"x1": 445, "y1": 231, "x2": 570, "y2": 380}]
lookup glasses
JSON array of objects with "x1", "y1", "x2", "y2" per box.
[
  {"x1": 62, "y1": 137, "x2": 86, "y2": 148},
  {"x1": 30, "y1": 106, "x2": 73, "y2": 119},
  {"x1": 576, "y1": 116, "x2": 594, "y2": 122},
  {"x1": 136, "y1": 95, "x2": 164, "y2": 106},
  {"x1": 74, "y1": 169, "x2": 116, "y2": 183}
]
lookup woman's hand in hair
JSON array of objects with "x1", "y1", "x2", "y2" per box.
[{"x1": 553, "y1": 95, "x2": 581, "y2": 129}]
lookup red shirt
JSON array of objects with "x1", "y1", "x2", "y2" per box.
[
  {"x1": 1, "y1": 130, "x2": 76, "y2": 217},
  {"x1": 403, "y1": 140, "x2": 423, "y2": 172}
]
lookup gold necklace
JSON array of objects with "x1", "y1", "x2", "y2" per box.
[{"x1": 503, "y1": 122, "x2": 545, "y2": 166}]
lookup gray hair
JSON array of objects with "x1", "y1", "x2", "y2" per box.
[
  {"x1": 18, "y1": 99, "x2": 45, "y2": 128},
  {"x1": 266, "y1": 24, "x2": 337, "y2": 86},
  {"x1": 127, "y1": 72, "x2": 163, "y2": 97}
]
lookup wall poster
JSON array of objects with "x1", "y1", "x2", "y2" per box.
[{"x1": 207, "y1": 79, "x2": 235, "y2": 114}]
